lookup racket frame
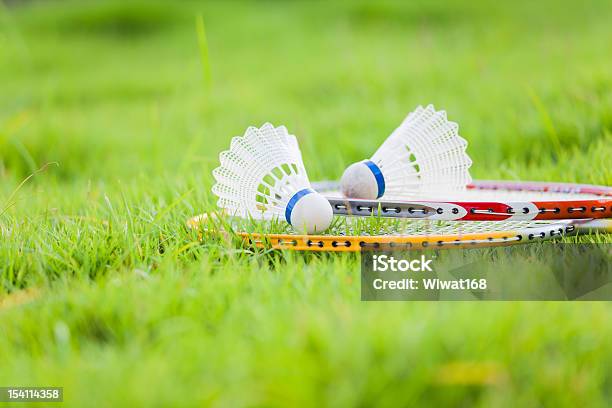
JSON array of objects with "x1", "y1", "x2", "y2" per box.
[
  {"x1": 315, "y1": 180, "x2": 612, "y2": 221},
  {"x1": 187, "y1": 214, "x2": 610, "y2": 252}
]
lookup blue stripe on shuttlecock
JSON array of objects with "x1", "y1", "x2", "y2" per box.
[
  {"x1": 363, "y1": 160, "x2": 385, "y2": 198},
  {"x1": 285, "y1": 188, "x2": 315, "y2": 225}
]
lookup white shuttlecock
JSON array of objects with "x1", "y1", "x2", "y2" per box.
[
  {"x1": 212, "y1": 123, "x2": 333, "y2": 234},
  {"x1": 340, "y1": 104, "x2": 473, "y2": 199}
]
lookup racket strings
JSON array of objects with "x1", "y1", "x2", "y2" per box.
[
  {"x1": 322, "y1": 189, "x2": 602, "y2": 202},
  {"x1": 224, "y1": 216, "x2": 562, "y2": 237}
]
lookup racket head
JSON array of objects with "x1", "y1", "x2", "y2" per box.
[
  {"x1": 187, "y1": 213, "x2": 611, "y2": 252},
  {"x1": 314, "y1": 180, "x2": 612, "y2": 221}
]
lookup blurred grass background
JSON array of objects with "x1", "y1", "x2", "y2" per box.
[{"x1": 0, "y1": 0, "x2": 611, "y2": 406}]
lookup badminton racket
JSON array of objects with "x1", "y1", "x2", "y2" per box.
[
  {"x1": 313, "y1": 180, "x2": 612, "y2": 221},
  {"x1": 187, "y1": 214, "x2": 611, "y2": 252}
]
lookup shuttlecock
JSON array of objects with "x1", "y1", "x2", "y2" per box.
[
  {"x1": 212, "y1": 123, "x2": 333, "y2": 234},
  {"x1": 340, "y1": 104, "x2": 472, "y2": 199}
]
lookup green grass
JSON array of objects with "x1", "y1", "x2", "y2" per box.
[{"x1": 1, "y1": 0, "x2": 611, "y2": 406}]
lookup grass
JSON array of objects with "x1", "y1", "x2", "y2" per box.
[{"x1": 0, "y1": 0, "x2": 611, "y2": 406}]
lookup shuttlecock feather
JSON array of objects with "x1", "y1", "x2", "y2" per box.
[
  {"x1": 212, "y1": 123, "x2": 333, "y2": 234},
  {"x1": 341, "y1": 104, "x2": 472, "y2": 199}
]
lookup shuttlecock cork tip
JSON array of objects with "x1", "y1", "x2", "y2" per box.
[
  {"x1": 285, "y1": 189, "x2": 333, "y2": 234},
  {"x1": 340, "y1": 160, "x2": 385, "y2": 200}
]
